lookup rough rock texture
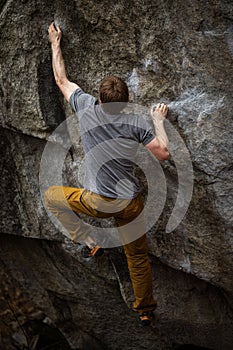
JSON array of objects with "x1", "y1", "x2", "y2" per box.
[{"x1": 0, "y1": 0, "x2": 233, "y2": 349}]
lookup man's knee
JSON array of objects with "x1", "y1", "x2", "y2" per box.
[{"x1": 44, "y1": 186, "x2": 61, "y2": 209}]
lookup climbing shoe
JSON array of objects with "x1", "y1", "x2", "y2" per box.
[
  {"x1": 81, "y1": 245, "x2": 104, "y2": 258},
  {"x1": 139, "y1": 311, "x2": 155, "y2": 327}
]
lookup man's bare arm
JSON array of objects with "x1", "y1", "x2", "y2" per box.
[
  {"x1": 146, "y1": 103, "x2": 170, "y2": 160},
  {"x1": 48, "y1": 22, "x2": 79, "y2": 102}
]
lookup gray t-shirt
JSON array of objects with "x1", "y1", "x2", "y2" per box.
[{"x1": 70, "y1": 88, "x2": 155, "y2": 199}]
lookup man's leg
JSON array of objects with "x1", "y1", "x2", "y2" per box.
[
  {"x1": 44, "y1": 186, "x2": 96, "y2": 246},
  {"x1": 115, "y1": 194, "x2": 157, "y2": 315},
  {"x1": 123, "y1": 234, "x2": 157, "y2": 314}
]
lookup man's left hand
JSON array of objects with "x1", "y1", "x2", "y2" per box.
[{"x1": 48, "y1": 22, "x2": 62, "y2": 45}]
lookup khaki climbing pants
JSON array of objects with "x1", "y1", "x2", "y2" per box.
[{"x1": 44, "y1": 186, "x2": 157, "y2": 313}]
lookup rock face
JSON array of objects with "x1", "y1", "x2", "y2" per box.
[{"x1": 0, "y1": 0, "x2": 233, "y2": 349}]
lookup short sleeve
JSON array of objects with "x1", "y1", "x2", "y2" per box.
[
  {"x1": 136, "y1": 115, "x2": 155, "y2": 145},
  {"x1": 69, "y1": 88, "x2": 96, "y2": 114}
]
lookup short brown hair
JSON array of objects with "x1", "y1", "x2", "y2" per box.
[{"x1": 99, "y1": 76, "x2": 129, "y2": 114}]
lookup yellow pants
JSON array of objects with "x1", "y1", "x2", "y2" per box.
[{"x1": 44, "y1": 186, "x2": 157, "y2": 313}]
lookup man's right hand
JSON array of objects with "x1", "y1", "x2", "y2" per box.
[
  {"x1": 48, "y1": 22, "x2": 62, "y2": 46},
  {"x1": 151, "y1": 103, "x2": 168, "y2": 122},
  {"x1": 146, "y1": 102, "x2": 170, "y2": 160}
]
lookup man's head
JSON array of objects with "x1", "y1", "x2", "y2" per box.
[{"x1": 99, "y1": 76, "x2": 129, "y2": 114}]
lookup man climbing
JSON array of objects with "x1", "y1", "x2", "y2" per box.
[{"x1": 45, "y1": 22, "x2": 170, "y2": 326}]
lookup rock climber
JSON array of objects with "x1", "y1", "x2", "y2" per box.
[{"x1": 45, "y1": 22, "x2": 170, "y2": 326}]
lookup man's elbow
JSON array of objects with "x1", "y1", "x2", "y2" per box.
[
  {"x1": 55, "y1": 76, "x2": 68, "y2": 88},
  {"x1": 158, "y1": 149, "x2": 170, "y2": 160},
  {"x1": 161, "y1": 151, "x2": 170, "y2": 160},
  {"x1": 146, "y1": 140, "x2": 170, "y2": 160}
]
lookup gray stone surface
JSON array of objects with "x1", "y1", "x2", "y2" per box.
[
  {"x1": 1, "y1": 233, "x2": 233, "y2": 350},
  {"x1": 0, "y1": 0, "x2": 233, "y2": 349}
]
